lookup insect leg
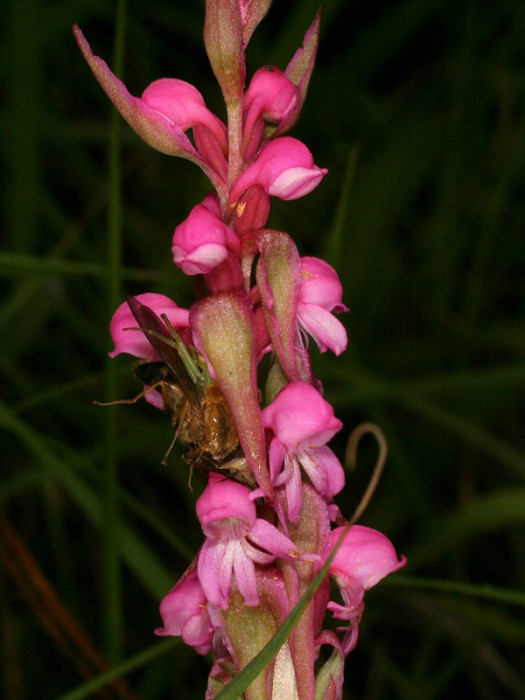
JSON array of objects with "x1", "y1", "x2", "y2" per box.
[
  {"x1": 160, "y1": 401, "x2": 189, "y2": 466},
  {"x1": 93, "y1": 381, "x2": 163, "y2": 406},
  {"x1": 160, "y1": 314, "x2": 203, "y2": 387}
]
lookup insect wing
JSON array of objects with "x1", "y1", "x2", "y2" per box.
[{"x1": 127, "y1": 296, "x2": 196, "y2": 400}]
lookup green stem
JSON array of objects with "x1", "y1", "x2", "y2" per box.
[
  {"x1": 103, "y1": 0, "x2": 126, "y2": 664},
  {"x1": 225, "y1": 97, "x2": 244, "y2": 203}
]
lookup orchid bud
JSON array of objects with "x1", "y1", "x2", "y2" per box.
[
  {"x1": 244, "y1": 66, "x2": 299, "y2": 125},
  {"x1": 232, "y1": 185, "x2": 271, "y2": 236},
  {"x1": 172, "y1": 203, "x2": 240, "y2": 275},
  {"x1": 242, "y1": 66, "x2": 299, "y2": 154}
]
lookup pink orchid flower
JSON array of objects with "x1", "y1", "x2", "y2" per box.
[
  {"x1": 242, "y1": 66, "x2": 299, "y2": 159},
  {"x1": 73, "y1": 25, "x2": 227, "y2": 180},
  {"x1": 230, "y1": 136, "x2": 327, "y2": 203},
  {"x1": 196, "y1": 475, "x2": 300, "y2": 609},
  {"x1": 298, "y1": 257, "x2": 348, "y2": 356},
  {"x1": 262, "y1": 382, "x2": 345, "y2": 521},
  {"x1": 172, "y1": 201, "x2": 241, "y2": 275},
  {"x1": 326, "y1": 525, "x2": 407, "y2": 655},
  {"x1": 155, "y1": 567, "x2": 214, "y2": 655},
  {"x1": 108, "y1": 293, "x2": 190, "y2": 362}
]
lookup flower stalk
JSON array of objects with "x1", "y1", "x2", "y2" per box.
[{"x1": 76, "y1": 1, "x2": 406, "y2": 697}]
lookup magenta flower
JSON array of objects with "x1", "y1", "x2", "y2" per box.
[
  {"x1": 155, "y1": 567, "x2": 213, "y2": 655},
  {"x1": 262, "y1": 382, "x2": 345, "y2": 521},
  {"x1": 141, "y1": 78, "x2": 227, "y2": 151},
  {"x1": 196, "y1": 475, "x2": 300, "y2": 609},
  {"x1": 108, "y1": 292, "x2": 190, "y2": 361},
  {"x1": 242, "y1": 66, "x2": 299, "y2": 159},
  {"x1": 73, "y1": 25, "x2": 227, "y2": 186},
  {"x1": 230, "y1": 136, "x2": 327, "y2": 203},
  {"x1": 298, "y1": 256, "x2": 348, "y2": 355},
  {"x1": 172, "y1": 202, "x2": 241, "y2": 275},
  {"x1": 326, "y1": 525, "x2": 407, "y2": 655}
]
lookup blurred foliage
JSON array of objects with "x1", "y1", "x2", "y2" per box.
[{"x1": 1, "y1": 0, "x2": 524, "y2": 698}]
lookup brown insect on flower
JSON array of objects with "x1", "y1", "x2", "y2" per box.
[{"x1": 96, "y1": 296, "x2": 255, "y2": 489}]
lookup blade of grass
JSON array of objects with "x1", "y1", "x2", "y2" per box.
[
  {"x1": 103, "y1": 0, "x2": 127, "y2": 664},
  {"x1": 409, "y1": 488, "x2": 525, "y2": 568},
  {"x1": 399, "y1": 393, "x2": 525, "y2": 479},
  {"x1": 323, "y1": 143, "x2": 360, "y2": 267},
  {"x1": 53, "y1": 639, "x2": 177, "y2": 700},
  {"x1": 388, "y1": 575, "x2": 525, "y2": 607},
  {"x1": 0, "y1": 252, "x2": 160, "y2": 281},
  {"x1": 0, "y1": 399, "x2": 173, "y2": 597}
]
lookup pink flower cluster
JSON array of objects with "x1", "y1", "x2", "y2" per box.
[{"x1": 75, "y1": 2, "x2": 405, "y2": 698}]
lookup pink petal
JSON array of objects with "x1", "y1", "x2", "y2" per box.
[
  {"x1": 142, "y1": 78, "x2": 227, "y2": 152},
  {"x1": 300, "y1": 257, "x2": 348, "y2": 312},
  {"x1": 267, "y1": 437, "x2": 286, "y2": 482},
  {"x1": 198, "y1": 538, "x2": 230, "y2": 609},
  {"x1": 196, "y1": 476, "x2": 255, "y2": 536},
  {"x1": 297, "y1": 446, "x2": 345, "y2": 499},
  {"x1": 155, "y1": 568, "x2": 213, "y2": 654},
  {"x1": 232, "y1": 542, "x2": 259, "y2": 606},
  {"x1": 262, "y1": 382, "x2": 342, "y2": 450},
  {"x1": 297, "y1": 302, "x2": 348, "y2": 355},
  {"x1": 108, "y1": 293, "x2": 189, "y2": 360},
  {"x1": 328, "y1": 525, "x2": 406, "y2": 590},
  {"x1": 173, "y1": 242, "x2": 229, "y2": 275},
  {"x1": 248, "y1": 518, "x2": 299, "y2": 559}
]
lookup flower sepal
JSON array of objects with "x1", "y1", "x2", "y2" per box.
[
  {"x1": 191, "y1": 292, "x2": 272, "y2": 496},
  {"x1": 212, "y1": 566, "x2": 295, "y2": 700}
]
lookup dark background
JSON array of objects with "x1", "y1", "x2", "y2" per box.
[{"x1": 1, "y1": 0, "x2": 524, "y2": 698}]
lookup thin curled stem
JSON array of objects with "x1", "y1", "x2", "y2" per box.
[{"x1": 345, "y1": 422, "x2": 388, "y2": 526}]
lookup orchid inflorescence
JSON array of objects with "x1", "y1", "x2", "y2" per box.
[{"x1": 75, "y1": 2, "x2": 405, "y2": 697}]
